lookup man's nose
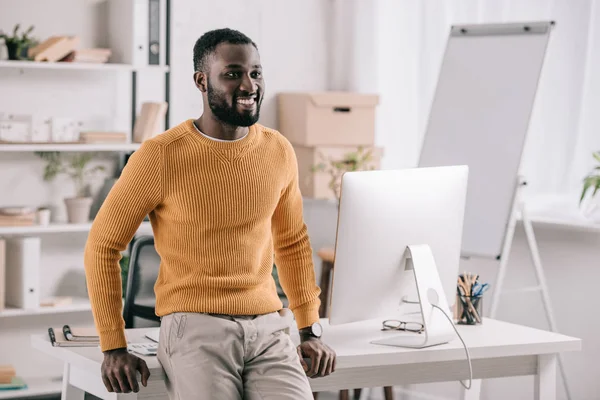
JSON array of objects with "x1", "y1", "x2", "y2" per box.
[{"x1": 240, "y1": 74, "x2": 257, "y2": 93}]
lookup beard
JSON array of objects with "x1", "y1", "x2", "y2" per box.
[{"x1": 207, "y1": 80, "x2": 261, "y2": 127}]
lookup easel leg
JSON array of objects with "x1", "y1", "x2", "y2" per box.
[
  {"x1": 465, "y1": 196, "x2": 518, "y2": 400},
  {"x1": 489, "y1": 205, "x2": 518, "y2": 319},
  {"x1": 521, "y1": 207, "x2": 572, "y2": 400}
]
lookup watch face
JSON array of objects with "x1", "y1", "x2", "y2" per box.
[{"x1": 312, "y1": 322, "x2": 323, "y2": 337}]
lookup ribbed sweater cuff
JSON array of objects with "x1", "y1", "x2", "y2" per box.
[
  {"x1": 100, "y1": 329, "x2": 128, "y2": 352},
  {"x1": 294, "y1": 301, "x2": 321, "y2": 329}
]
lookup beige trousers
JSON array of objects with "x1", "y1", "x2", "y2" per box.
[{"x1": 157, "y1": 309, "x2": 314, "y2": 400}]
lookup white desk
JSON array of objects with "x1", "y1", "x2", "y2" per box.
[{"x1": 30, "y1": 318, "x2": 580, "y2": 400}]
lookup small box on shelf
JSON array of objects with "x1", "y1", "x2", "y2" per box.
[{"x1": 0, "y1": 114, "x2": 82, "y2": 143}]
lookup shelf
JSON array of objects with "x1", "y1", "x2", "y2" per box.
[
  {"x1": 522, "y1": 194, "x2": 600, "y2": 233},
  {"x1": 0, "y1": 299, "x2": 92, "y2": 318},
  {"x1": 0, "y1": 60, "x2": 169, "y2": 73},
  {"x1": 526, "y1": 213, "x2": 600, "y2": 233},
  {"x1": 0, "y1": 221, "x2": 152, "y2": 236},
  {"x1": 0, "y1": 376, "x2": 62, "y2": 399},
  {"x1": 0, "y1": 142, "x2": 141, "y2": 152}
]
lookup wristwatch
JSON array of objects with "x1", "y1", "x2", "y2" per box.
[{"x1": 299, "y1": 322, "x2": 323, "y2": 340}]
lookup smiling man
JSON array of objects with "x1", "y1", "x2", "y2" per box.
[{"x1": 84, "y1": 28, "x2": 336, "y2": 399}]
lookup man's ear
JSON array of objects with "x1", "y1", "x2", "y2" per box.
[{"x1": 194, "y1": 71, "x2": 208, "y2": 92}]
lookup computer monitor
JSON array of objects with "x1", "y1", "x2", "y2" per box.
[{"x1": 328, "y1": 165, "x2": 469, "y2": 348}]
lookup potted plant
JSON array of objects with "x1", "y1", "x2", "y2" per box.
[
  {"x1": 311, "y1": 146, "x2": 377, "y2": 205},
  {"x1": 0, "y1": 24, "x2": 36, "y2": 60},
  {"x1": 36, "y1": 152, "x2": 105, "y2": 224},
  {"x1": 579, "y1": 151, "x2": 600, "y2": 222}
]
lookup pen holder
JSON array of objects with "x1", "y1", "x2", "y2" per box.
[{"x1": 455, "y1": 294, "x2": 483, "y2": 325}]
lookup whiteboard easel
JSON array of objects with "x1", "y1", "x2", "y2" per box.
[{"x1": 416, "y1": 21, "x2": 572, "y2": 400}]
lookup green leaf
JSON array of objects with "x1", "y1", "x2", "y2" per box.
[
  {"x1": 580, "y1": 178, "x2": 593, "y2": 205},
  {"x1": 593, "y1": 152, "x2": 600, "y2": 163}
]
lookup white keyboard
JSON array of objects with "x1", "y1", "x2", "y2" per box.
[{"x1": 128, "y1": 342, "x2": 158, "y2": 356}]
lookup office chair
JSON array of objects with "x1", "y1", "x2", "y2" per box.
[{"x1": 123, "y1": 235, "x2": 161, "y2": 328}]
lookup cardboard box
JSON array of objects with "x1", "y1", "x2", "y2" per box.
[
  {"x1": 278, "y1": 92, "x2": 379, "y2": 146},
  {"x1": 294, "y1": 145, "x2": 384, "y2": 201}
]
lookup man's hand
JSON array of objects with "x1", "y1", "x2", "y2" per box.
[
  {"x1": 101, "y1": 348, "x2": 150, "y2": 393},
  {"x1": 297, "y1": 338, "x2": 336, "y2": 378}
]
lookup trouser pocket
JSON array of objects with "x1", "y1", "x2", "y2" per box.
[{"x1": 161, "y1": 313, "x2": 187, "y2": 356}]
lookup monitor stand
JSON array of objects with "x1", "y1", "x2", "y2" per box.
[{"x1": 371, "y1": 244, "x2": 456, "y2": 349}]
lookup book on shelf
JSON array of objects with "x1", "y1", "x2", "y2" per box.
[
  {"x1": 79, "y1": 131, "x2": 128, "y2": 144},
  {"x1": 0, "y1": 208, "x2": 35, "y2": 227},
  {"x1": 29, "y1": 36, "x2": 80, "y2": 62},
  {"x1": 0, "y1": 377, "x2": 26, "y2": 391},
  {"x1": 60, "y1": 48, "x2": 112, "y2": 64},
  {"x1": 0, "y1": 365, "x2": 25, "y2": 391},
  {"x1": 39, "y1": 296, "x2": 73, "y2": 307},
  {"x1": 133, "y1": 102, "x2": 168, "y2": 143}
]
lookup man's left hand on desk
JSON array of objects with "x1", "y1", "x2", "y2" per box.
[{"x1": 297, "y1": 338, "x2": 336, "y2": 378}]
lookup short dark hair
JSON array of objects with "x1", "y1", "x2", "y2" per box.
[{"x1": 193, "y1": 28, "x2": 258, "y2": 72}]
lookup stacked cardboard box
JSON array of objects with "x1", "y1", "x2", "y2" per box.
[{"x1": 277, "y1": 92, "x2": 381, "y2": 201}]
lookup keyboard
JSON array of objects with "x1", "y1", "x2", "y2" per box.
[{"x1": 128, "y1": 342, "x2": 158, "y2": 356}]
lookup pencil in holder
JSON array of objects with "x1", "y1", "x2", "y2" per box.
[{"x1": 455, "y1": 294, "x2": 483, "y2": 325}]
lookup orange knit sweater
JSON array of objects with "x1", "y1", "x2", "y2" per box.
[{"x1": 84, "y1": 120, "x2": 321, "y2": 351}]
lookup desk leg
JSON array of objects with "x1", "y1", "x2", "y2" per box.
[
  {"x1": 535, "y1": 354, "x2": 557, "y2": 400},
  {"x1": 460, "y1": 379, "x2": 482, "y2": 400},
  {"x1": 61, "y1": 363, "x2": 85, "y2": 400}
]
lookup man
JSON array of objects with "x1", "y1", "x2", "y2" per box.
[{"x1": 84, "y1": 28, "x2": 336, "y2": 399}]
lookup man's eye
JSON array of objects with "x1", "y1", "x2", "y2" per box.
[
  {"x1": 251, "y1": 71, "x2": 262, "y2": 79},
  {"x1": 225, "y1": 72, "x2": 240, "y2": 78}
]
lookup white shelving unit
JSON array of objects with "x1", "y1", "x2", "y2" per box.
[
  {"x1": 0, "y1": 298, "x2": 92, "y2": 318},
  {"x1": 0, "y1": 143, "x2": 142, "y2": 152},
  {"x1": 0, "y1": 59, "x2": 169, "y2": 73},
  {"x1": 0, "y1": 221, "x2": 152, "y2": 236},
  {"x1": 0, "y1": 2, "x2": 170, "y2": 397},
  {"x1": 526, "y1": 213, "x2": 600, "y2": 233},
  {"x1": 522, "y1": 195, "x2": 600, "y2": 233},
  {"x1": 0, "y1": 376, "x2": 62, "y2": 400}
]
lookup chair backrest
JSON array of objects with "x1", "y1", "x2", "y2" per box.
[{"x1": 123, "y1": 235, "x2": 161, "y2": 328}]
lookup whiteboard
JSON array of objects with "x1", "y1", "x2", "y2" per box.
[{"x1": 418, "y1": 22, "x2": 553, "y2": 259}]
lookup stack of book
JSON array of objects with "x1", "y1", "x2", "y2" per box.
[
  {"x1": 0, "y1": 365, "x2": 26, "y2": 391},
  {"x1": 48, "y1": 325, "x2": 100, "y2": 347},
  {"x1": 28, "y1": 36, "x2": 80, "y2": 62},
  {"x1": 79, "y1": 131, "x2": 127, "y2": 144},
  {"x1": 0, "y1": 207, "x2": 35, "y2": 227},
  {"x1": 61, "y1": 48, "x2": 112, "y2": 64},
  {"x1": 28, "y1": 36, "x2": 112, "y2": 64}
]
